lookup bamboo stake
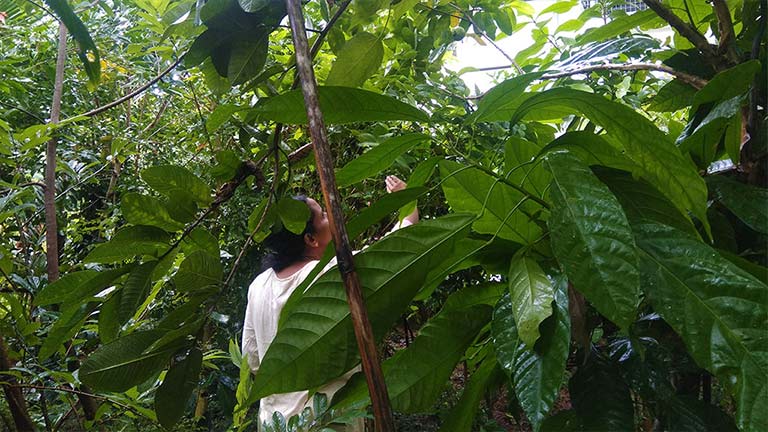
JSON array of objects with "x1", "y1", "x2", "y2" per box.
[{"x1": 283, "y1": 0, "x2": 395, "y2": 430}]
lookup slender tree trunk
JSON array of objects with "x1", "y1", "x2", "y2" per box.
[
  {"x1": 45, "y1": 23, "x2": 99, "y2": 422},
  {"x1": 1, "y1": 336, "x2": 35, "y2": 431}
]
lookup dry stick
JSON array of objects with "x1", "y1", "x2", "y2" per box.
[
  {"x1": 542, "y1": 62, "x2": 709, "y2": 89},
  {"x1": 284, "y1": 0, "x2": 396, "y2": 430}
]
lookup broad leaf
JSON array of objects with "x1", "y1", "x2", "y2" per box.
[
  {"x1": 251, "y1": 213, "x2": 474, "y2": 399},
  {"x1": 174, "y1": 251, "x2": 222, "y2": 292},
  {"x1": 249, "y1": 87, "x2": 429, "y2": 124},
  {"x1": 707, "y1": 176, "x2": 768, "y2": 234},
  {"x1": 678, "y1": 96, "x2": 744, "y2": 168},
  {"x1": 471, "y1": 72, "x2": 544, "y2": 122},
  {"x1": 569, "y1": 353, "x2": 635, "y2": 431},
  {"x1": 538, "y1": 131, "x2": 638, "y2": 174},
  {"x1": 692, "y1": 60, "x2": 760, "y2": 109},
  {"x1": 122, "y1": 193, "x2": 185, "y2": 232},
  {"x1": 206, "y1": 104, "x2": 244, "y2": 133},
  {"x1": 510, "y1": 88, "x2": 708, "y2": 234},
  {"x1": 439, "y1": 353, "x2": 502, "y2": 432},
  {"x1": 228, "y1": 31, "x2": 269, "y2": 85},
  {"x1": 84, "y1": 226, "x2": 171, "y2": 264},
  {"x1": 439, "y1": 160, "x2": 543, "y2": 244},
  {"x1": 141, "y1": 165, "x2": 212, "y2": 206},
  {"x1": 508, "y1": 257, "x2": 554, "y2": 348},
  {"x1": 326, "y1": 32, "x2": 383, "y2": 87},
  {"x1": 648, "y1": 79, "x2": 696, "y2": 112},
  {"x1": 276, "y1": 197, "x2": 310, "y2": 234},
  {"x1": 667, "y1": 396, "x2": 739, "y2": 432},
  {"x1": 336, "y1": 133, "x2": 428, "y2": 187},
  {"x1": 35, "y1": 266, "x2": 134, "y2": 306},
  {"x1": 544, "y1": 151, "x2": 639, "y2": 329},
  {"x1": 505, "y1": 137, "x2": 550, "y2": 200},
  {"x1": 99, "y1": 291, "x2": 121, "y2": 344},
  {"x1": 43, "y1": 0, "x2": 100, "y2": 84},
  {"x1": 557, "y1": 36, "x2": 658, "y2": 69},
  {"x1": 80, "y1": 330, "x2": 181, "y2": 392},
  {"x1": 155, "y1": 348, "x2": 202, "y2": 429},
  {"x1": 575, "y1": 9, "x2": 663, "y2": 45},
  {"x1": 39, "y1": 302, "x2": 98, "y2": 360},
  {"x1": 636, "y1": 222, "x2": 768, "y2": 431},
  {"x1": 492, "y1": 278, "x2": 570, "y2": 432},
  {"x1": 119, "y1": 261, "x2": 158, "y2": 324}
]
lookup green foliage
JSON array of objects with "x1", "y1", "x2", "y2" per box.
[
  {"x1": 155, "y1": 348, "x2": 203, "y2": 429},
  {"x1": 507, "y1": 256, "x2": 554, "y2": 348},
  {"x1": 43, "y1": 0, "x2": 101, "y2": 84},
  {"x1": 336, "y1": 133, "x2": 429, "y2": 187},
  {"x1": 326, "y1": 31, "x2": 384, "y2": 87}
]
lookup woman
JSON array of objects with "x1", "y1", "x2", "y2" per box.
[{"x1": 242, "y1": 175, "x2": 418, "y2": 430}]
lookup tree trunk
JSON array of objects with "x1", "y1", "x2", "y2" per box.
[{"x1": 0, "y1": 336, "x2": 35, "y2": 431}]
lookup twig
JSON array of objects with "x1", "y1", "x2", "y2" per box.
[
  {"x1": 0, "y1": 100, "x2": 45, "y2": 123},
  {"x1": 309, "y1": 0, "x2": 352, "y2": 60},
  {"x1": 17, "y1": 182, "x2": 46, "y2": 190},
  {"x1": 8, "y1": 384, "x2": 147, "y2": 418},
  {"x1": 72, "y1": 54, "x2": 185, "y2": 119},
  {"x1": 541, "y1": 62, "x2": 709, "y2": 89},
  {"x1": 24, "y1": 0, "x2": 58, "y2": 21},
  {"x1": 641, "y1": 0, "x2": 718, "y2": 62}
]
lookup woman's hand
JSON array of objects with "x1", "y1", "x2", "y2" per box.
[{"x1": 385, "y1": 175, "x2": 407, "y2": 193}]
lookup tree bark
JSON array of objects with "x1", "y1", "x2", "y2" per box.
[
  {"x1": 283, "y1": 0, "x2": 396, "y2": 430},
  {"x1": 1, "y1": 336, "x2": 35, "y2": 431}
]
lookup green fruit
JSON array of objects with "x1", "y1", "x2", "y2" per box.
[{"x1": 450, "y1": 26, "x2": 466, "y2": 41}]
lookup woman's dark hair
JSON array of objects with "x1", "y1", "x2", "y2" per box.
[{"x1": 260, "y1": 195, "x2": 315, "y2": 272}]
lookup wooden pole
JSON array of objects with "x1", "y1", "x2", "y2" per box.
[{"x1": 282, "y1": 1, "x2": 396, "y2": 430}]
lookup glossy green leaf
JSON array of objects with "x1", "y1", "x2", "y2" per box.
[
  {"x1": 237, "y1": 0, "x2": 267, "y2": 12},
  {"x1": 544, "y1": 151, "x2": 639, "y2": 329},
  {"x1": 717, "y1": 250, "x2": 768, "y2": 285},
  {"x1": 84, "y1": 226, "x2": 170, "y2": 264},
  {"x1": 678, "y1": 96, "x2": 744, "y2": 168},
  {"x1": 505, "y1": 137, "x2": 550, "y2": 200},
  {"x1": 636, "y1": 222, "x2": 768, "y2": 431},
  {"x1": 249, "y1": 86, "x2": 429, "y2": 124},
  {"x1": 336, "y1": 134, "x2": 428, "y2": 187},
  {"x1": 416, "y1": 238, "x2": 491, "y2": 301},
  {"x1": 575, "y1": 9, "x2": 663, "y2": 45},
  {"x1": 667, "y1": 396, "x2": 739, "y2": 432},
  {"x1": 508, "y1": 257, "x2": 554, "y2": 348},
  {"x1": 558, "y1": 36, "x2": 658, "y2": 68},
  {"x1": 122, "y1": 193, "x2": 185, "y2": 232},
  {"x1": 35, "y1": 266, "x2": 134, "y2": 306},
  {"x1": 511, "y1": 88, "x2": 708, "y2": 234},
  {"x1": 181, "y1": 227, "x2": 219, "y2": 258},
  {"x1": 648, "y1": 79, "x2": 696, "y2": 112},
  {"x1": 206, "y1": 104, "x2": 244, "y2": 133},
  {"x1": 44, "y1": 0, "x2": 101, "y2": 84},
  {"x1": 211, "y1": 150, "x2": 242, "y2": 181},
  {"x1": 492, "y1": 279, "x2": 570, "y2": 432},
  {"x1": 251, "y1": 214, "x2": 474, "y2": 399},
  {"x1": 174, "y1": 251, "x2": 222, "y2": 292},
  {"x1": 439, "y1": 353, "x2": 502, "y2": 432},
  {"x1": 538, "y1": 0, "x2": 576, "y2": 16},
  {"x1": 471, "y1": 72, "x2": 544, "y2": 123},
  {"x1": 276, "y1": 197, "x2": 310, "y2": 234},
  {"x1": 693, "y1": 60, "x2": 760, "y2": 109},
  {"x1": 99, "y1": 291, "x2": 121, "y2": 344},
  {"x1": 80, "y1": 330, "x2": 180, "y2": 392},
  {"x1": 596, "y1": 168, "x2": 698, "y2": 237},
  {"x1": 326, "y1": 32, "x2": 383, "y2": 87},
  {"x1": 141, "y1": 165, "x2": 212, "y2": 206},
  {"x1": 155, "y1": 348, "x2": 202, "y2": 429},
  {"x1": 439, "y1": 160, "x2": 543, "y2": 244},
  {"x1": 538, "y1": 131, "x2": 638, "y2": 174},
  {"x1": 569, "y1": 353, "x2": 634, "y2": 431},
  {"x1": 119, "y1": 261, "x2": 158, "y2": 324},
  {"x1": 39, "y1": 302, "x2": 98, "y2": 360},
  {"x1": 707, "y1": 176, "x2": 768, "y2": 234},
  {"x1": 228, "y1": 31, "x2": 269, "y2": 85}
]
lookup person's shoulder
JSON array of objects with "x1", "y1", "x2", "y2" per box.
[{"x1": 246, "y1": 268, "x2": 275, "y2": 292}]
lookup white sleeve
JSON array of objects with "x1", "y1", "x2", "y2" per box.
[{"x1": 241, "y1": 287, "x2": 260, "y2": 374}]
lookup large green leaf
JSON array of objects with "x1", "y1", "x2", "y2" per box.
[
  {"x1": 575, "y1": 9, "x2": 663, "y2": 45},
  {"x1": 508, "y1": 257, "x2": 554, "y2": 348},
  {"x1": 121, "y1": 193, "x2": 185, "y2": 232},
  {"x1": 569, "y1": 353, "x2": 635, "y2": 431},
  {"x1": 155, "y1": 348, "x2": 202, "y2": 429},
  {"x1": 416, "y1": 238, "x2": 491, "y2": 301},
  {"x1": 326, "y1": 32, "x2": 383, "y2": 87},
  {"x1": 692, "y1": 60, "x2": 760, "y2": 109},
  {"x1": 545, "y1": 151, "x2": 639, "y2": 329},
  {"x1": 173, "y1": 251, "x2": 222, "y2": 292},
  {"x1": 249, "y1": 86, "x2": 429, "y2": 124},
  {"x1": 509, "y1": 88, "x2": 708, "y2": 233},
  {"x1": 492, "y1": 279, "x2": 570, "y2": 432},
  {"x1": 35, "y1": 266, "x2": 134, "y2": 307},
  {"x1": 276, "y1": 197, "x2": 310, "y2": 234},
  {"x1": 141, "y1": 165, "x2": 212, "y2": 206},
  {"x1": 80, "y1": 330, "x2": 182, "y2": 392},
  {"x1": 471, "y1": 72, "x2": 544, "y2": 122},
  {"x1": 84, "y1": 226, "x2": 171, "y2": 264},
  {"x1": 336, "y1": 133, "x2": 428, "y2": 187},
  {"x1": 439, "y1": 160, "x2": 543, "y2": 244},
  {"x1": 707, "y1": 176, "x2": 768, "y2": 234},
  {"x1": 250, "y1": 213, "x2": 474, "y2": 399},
  {"x1": 538, "y1": 131, "x2": 638, "y2": 174},
  {"x1": 99, "y1": 291, "x2": 121, "y2": 344},
  {"x1": 505, "y1": 137, "x2": 550, "y2": 200},
  {"x1": 333, "y1": 304, "x2": 492, "y2": 413},
  {"x1": 636, "y1": 222, "x2": 768, "y2": 431},
  {"x1": 39, "y1": 302, "x2": 99, "y2": 360},
  {"x1": 439, "y1": 353, "x2": 502, "y2": 432},
  {"x1": 595, "y1": 168, "x2": 698, "y2": 237},
  {"x1": 678, "y1": 96, "x2": 744, "y2": 168},
  {"x1": 557, "y1": 36, "x2": 658, "y2": 68},
  {"x1": 227, "y1": 31, "x2": 269, "y2": 85},
  {"x1": 648, "y1": 79, "x2": 696, "y2": 112},
  {"x1": 119, "y1": 261, "x2": 158, "y2": 324},
  {"x1": 43, "y1": 0, "x2": 101, "y2": 84}
]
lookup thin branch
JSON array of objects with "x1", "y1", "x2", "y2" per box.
[
  {"x1": 712, "y1": 0, "x2": 738, "y2": 65},
  {"x1": 72, "y1": 54, "x2": 185, "y2": 119},
  {"x1": 452, "y1": 6, "x2": 524, "y2": 74},
  {"x1": 309, "y1": 0, "x2": 353, "y2": 60},
  {"x1": 641, "y1": 0, "x2": 717, "y2": 60},
  {"x1": 8, "y1": 384, "x2": 146, "y2": 418},
  {"x1": 24, "y1": 0, "x2": 58, "y2": 21},
  {"x1": 541, "y1": 62, "x2": 709, "y2": 89},
  {"x1": 0, "y1": 100, "x2": 45, "y2": 123},
  {"x1": 18, "y1": 182, "x2": 46, "y2": 190}
]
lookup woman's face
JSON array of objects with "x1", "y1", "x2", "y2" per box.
[{"x1": 306, "y1": 198, "x2": 332, "y2": 249}]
